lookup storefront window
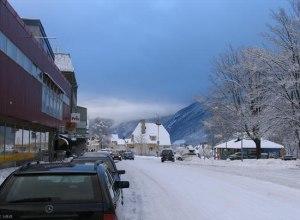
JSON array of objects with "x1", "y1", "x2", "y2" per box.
[
  {"x1": 14, "y1": 128, "x2": 24, "y2": 152},
  {"x1": 40, "y1": 132, "x2": 48, "y2": 150},
  {"x1": 36, "y1": 132, "x2": 42, "y2": 152},
  {"x1": 0, "y1": 125, "x2": 46, "y2": 164},
  {"x1": 23, "y1": 130, "x2": 30, "y2": 152},
  {"x1": 5, "y1": 126, "x2": 15, "y2": 154},
  {"x1": 30, "y1": 131, "x2": 37, "y2": 153}
]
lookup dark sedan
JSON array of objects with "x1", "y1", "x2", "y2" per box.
[
  {"x1": 123, "y1": 151, "x2": 135, "y2": 160},
  {"x1": 72, "y1": 152, "x2": 125, "y2": 181},
  {"x1": 0, "y1": 162, "x2": 129, "y2": 220}
]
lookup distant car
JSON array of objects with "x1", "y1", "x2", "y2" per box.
[
  {"x1": 161, "y1": 149, "x2": 175, "y2": 162},
  {"x1": 175, "y1": 153, "x2": 183, "y2": 161},
  {"x1": 111, "y1": 152, "x2": 122, "y2": 161},
  {"x1": 0, "y1": 163, "x2": 129, "y2": 219},
  {"x1": 228, "y1": 152, "x2": 242, "y2": 160},
  {"x1": 269, "y1": 153, "x2": 279, "y2": 159},
  {"x1": 282, "y1": 155, "x2": 297, "y2": 160},
  {"x1": 123, "y1": 151, "x2": 135, "y2": 160}
]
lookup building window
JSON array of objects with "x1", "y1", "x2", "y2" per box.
[
  {"x1": 23, "y1": 129, "x2": 30, "y2": 152},
  {"x1": 7, "y1": 39, "x2": 18, "y2": 62},
  {"x1": 0, "y1": 30, "x2": 53, "y2": 84},
  {"x1": 149, "y1": 135, "x2": 157, "y2": 141},
  {"x1": 0, "y1": 123, "x2": 49, "y2": 165},
  {"x1": 0, "y1": 31, "x2": 6, "y2": 53},
  {"x1": 42, "y1": 79, "x2": 64, "y2": 119},
  {"x1": 5, "y1": 126, "x2": 15, "y2": 154},
  {"x1": 14, "y1": 128, "x2": 23, "y2": 152}
]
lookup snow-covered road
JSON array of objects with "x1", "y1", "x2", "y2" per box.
[{"x1": 118, "y1": 157, "x2": 300, "y2": 220}]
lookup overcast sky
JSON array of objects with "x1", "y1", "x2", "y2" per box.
[{"x1": 10, "y1": 0, "x2": 288, "y2": 122}]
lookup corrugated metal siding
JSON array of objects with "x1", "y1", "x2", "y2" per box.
[
  {"x1": 0, "y1": 0, "x2": 71, "y2": 96},
  {"x1": 0, "y1": 0, "x2": 71, "y2": 129},
  {"x1": 0, "y1": 52, "x2": 66, "y2": 128}
]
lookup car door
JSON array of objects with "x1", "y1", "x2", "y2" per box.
[{"x1": 104, "y1": 170, "x2": 123, "y2": 219}]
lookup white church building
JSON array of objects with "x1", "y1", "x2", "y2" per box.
[{"x1": 128, "y1": 120, "x2": 171, "y2": 155}]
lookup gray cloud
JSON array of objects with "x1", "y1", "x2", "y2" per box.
[{"x1": 78, "y1": 95, "x2": 183, "y2": 123}]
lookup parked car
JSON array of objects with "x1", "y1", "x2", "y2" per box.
[
  {"x1": 228, "y1": 152, "x2": 242, "y2": 160},
  {"x1": 161, "y1": 149, "x2": 175, "y2": 162},
  {"x1": 123, "y1": 151, "x2": 135, "y2": 160},
  {"x1": 269, "y1": 152, "x2": 279, "y2": 159},
  {"x1": 0, "y1": 162, "x2": 129, "y2": 219},
  {"x1": 261, "y1": 153, "x2": 270, "y2": 159},
  {"x1": 72, "y1": 152, "x2": 125, "y2": 181},
  {"x1": 282, "y1": 155, "x2": 297, "y2": 160},
  {"x1": 111, "y1": 152, "x2": 122, "y2": 161},
  {"x1": 175, "y1": 153, "x2": 183, "y2": 161}
]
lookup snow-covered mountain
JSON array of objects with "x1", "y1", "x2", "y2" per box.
[
  {"x1": 111, "y1": 102, "x2": 208, "y2": 145},
  {"x1": 163, "y1": 102, "x2": 208, "y2": 144}
]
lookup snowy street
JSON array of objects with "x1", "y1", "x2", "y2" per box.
[{"x1": 118, "y1": 157, "x2": 300, "y2": 220}]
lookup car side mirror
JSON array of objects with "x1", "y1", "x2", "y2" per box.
[
  {"x1": 117, "y1": 170, "x2": 125, "y2": 175},
  {"x1": 115, "y1": 180, "x2": 129, "y2": 189}
]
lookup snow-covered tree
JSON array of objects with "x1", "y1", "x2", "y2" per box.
[
  {"x1": 262, "y1": 0, "x2": 300, "y2": 156},
  {"x1": 206, "y1": 47, "x2": 270, "y2": 158},
  {"x1": 89, "y1": 118, "x2": 113, "y2": 148}
]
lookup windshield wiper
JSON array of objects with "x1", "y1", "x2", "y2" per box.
[{"x1": 9, "y1": 197, "x2": 59, "y2": 203}]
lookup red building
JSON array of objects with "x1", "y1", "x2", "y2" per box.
[{"x1": 0, "y1": 0, "x2": 71, "y2": 166}]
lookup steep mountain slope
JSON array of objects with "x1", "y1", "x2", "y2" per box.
[
  {"x1": 111, "y1": 102, "x2": 208, "y2": 144},
  {"x1": 163, "y1": 102, "x2": 208, "y2": 144}
]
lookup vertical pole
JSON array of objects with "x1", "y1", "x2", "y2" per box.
[
  {"x1": 157, "y1": 124, "x2": 160, "y2": 155},
  {"x1": 29, "y1": 129, "x2": 31, "y2": 153},
  {"x1": 21, "y1": 128, "x2": 24, "y2": 149},
  {"x1": 241, "y1": 138, "x2": 243, "y2": 162},
  {"x1": 48, "y1": 131, "x2": 54, "y2": 162},
  {"x1": 3, "y1": 123, "x2": 6, "y2": 159}
]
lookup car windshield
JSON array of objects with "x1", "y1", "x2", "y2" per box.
[
  {"x1": 1, "y1": 174, "x2": 101, "y2": 203},
  {"x1": 162, "y1": 150, "x2": 173, "y2": 155}
]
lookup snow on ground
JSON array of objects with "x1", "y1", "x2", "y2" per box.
[
  {"x1": 1, "y1": 157, "x2": 299, "y2": 220},
  {"x1": 118, "y1": 156, "x2": 300, "y2": 220},
  {"x1": 180, "y1": 156, "x2": 299, "y2": 169}
]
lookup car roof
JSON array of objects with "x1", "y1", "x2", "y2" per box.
[
  {"x1": 83, "y1": 152, "x2": 110, "y2": 157},
  {"x1": 74, "y1": 156, "x2": 110, "y2": 162},
  {"x1": 15, "y1": 162, "x2": 106, "y2": 175}
]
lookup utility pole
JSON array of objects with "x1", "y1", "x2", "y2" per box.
[
  {"x1": 241, "y1": 138, "x2": 244, "y2": 162},
  {"x1": 155, "y1": 114, "x2": 161, "y2": 156}
]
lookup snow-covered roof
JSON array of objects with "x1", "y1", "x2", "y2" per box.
[
  {"x1": 173, "y1": 139, "x2": 186, "y2": 145},
  {"x1": 110, "y1": 134, "x2": 126, "y2": 145},
  {"x1": 111, "y1": 134, "x2": 119, "y2": 141},
  {"x1": 132, "y1": 122, "x2": 171, "y2": 146},
  {"x1": 214, "y1": 139, "x2": 284, "y2": 149},
  {"x1": 54, "y1": 53, "x2": 75, "y2": 72}
]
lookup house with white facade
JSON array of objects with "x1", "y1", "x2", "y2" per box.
[
  {"x1": 128, "y1": 120, "x2": 171, "y2": 155},
  {"x1": 110, "y1": 134, "x2": 125, "y2": 145}
]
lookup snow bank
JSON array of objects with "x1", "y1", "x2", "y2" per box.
[
  {"x1": 180, "y1": 157, "x2": 299, "y2": 169},
  {"x1": 135, "y1": 155, "x2": 159, "y2": 160}
]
